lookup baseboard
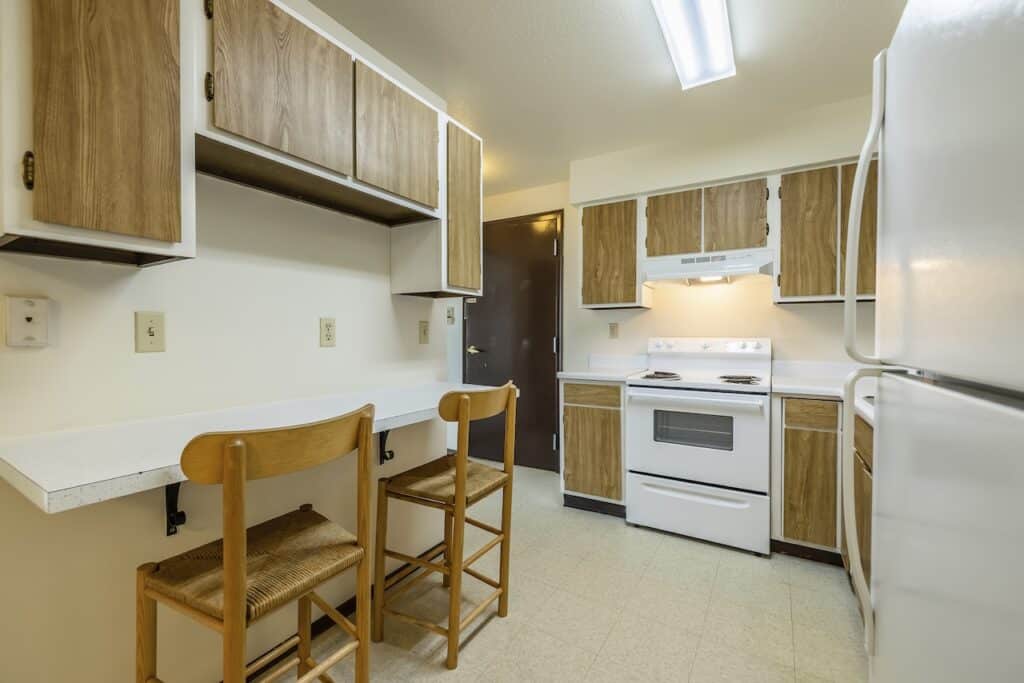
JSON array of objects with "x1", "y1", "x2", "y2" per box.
[
  {"x1": 771, "y1": 539, "x2": 844, "y2": 566},
  {"x1": 563, "y1": 494, "x2": 625, "y2": 518},
  {"x1": 240, "y1": 544, "x2": 438, "y2": 682}
]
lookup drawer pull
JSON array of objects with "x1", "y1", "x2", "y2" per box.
[{"x1": 642, "y1": 482, "x2": 750, "y2": 510}]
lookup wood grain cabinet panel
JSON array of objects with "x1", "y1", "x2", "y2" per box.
[
  {"x1": 563, "y1": 405, "x2": 621, "y2": 500},
  {"x1": 355, "y1": 62, "x2": 438, "y2": 208},
  {"x1": 582, "y1": 200, "x2": 637, "y2": 305},
  {"x1": 32, "y1": 0, "x2": 181, "y2": 242},
  {"x1": 646, "y1": 190, "x2": 701, "y2": 256},
  {"x1": 840, "y1": 161, "x2": 878, "y2": 295},
  {"x1": 785, "y1": 399, "x2": 839, "y2": 431},
  {"x1": 780, "y1": 167, "x2": 838, "y2": 297},
  {"x1": 563, "y1": 383, "x2": 620, "y2": 408},
  {"x1": 446, "y1": 123, "x2": 481, "y2": 290},
  {"x1": 854, "y1": 451, "x2": 873, "y2": 582},
  {"x1": 704, "y1": 178, "x2": 767, "y2": 252},
  {"x1": 213, "y1": 0, "x2": 354, "y2": 176},
  {"x1": 783, "y1": 427, "x2": 838, "y2": 547},
  {"x1": 854, "y1": 415, "x2": 874, "y2": 470}
]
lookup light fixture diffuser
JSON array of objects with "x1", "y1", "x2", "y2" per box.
[{"x1": 651, "y1": 0, "x2": 736, "y2": 90}]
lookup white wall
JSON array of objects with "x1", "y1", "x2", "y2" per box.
[
  {"x1": 0, "y1": 176, "x2": 451, "y2": 681},
  {"x1": 484, "y1": 96, "x2": 876, "y2": 369}
]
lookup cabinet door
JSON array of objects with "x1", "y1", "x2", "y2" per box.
[
  {"x1": 563, "y1": 406, "x2": 621, "y2": 500},
  {"x1": 646, "y1": 189, "x2": 701, "y2": 256},
  {"x1": 704, "y1": 178, "x2": 768, "y2": 252},
  {"x1": 780, "y1": 167, "x2": 838, "y2": 297},
  {"x1": 854, "y1": 452, "x2": 873, "y2": 583},
  {"x1": 355, "y1": 62, "x2": 438, "y2": 208},
  {"x1": 582, "y1": 200, "x2": 637, "y2": 305},
  {"x1": 840, "y1": 160, "x2": 878, "y2": 295},
  {"x1": 783, "y1": 427, "x2": 838, "y2": 546},
  {"x1": 213, "y1": 0, "x2": 354, "y2": 176},
  {"x1": 32, "y1": 0, "x2": 180, "y2": 242},
  {"x1": 446, "y1": 123, "x2": 481, "y2": 290}
]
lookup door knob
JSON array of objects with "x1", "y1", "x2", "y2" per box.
[{"x1": 466, "y1": 345, "x2": 484, "y2": 355}]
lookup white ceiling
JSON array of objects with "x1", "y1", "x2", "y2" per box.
[{"x1": 314, "y1": 0, "x2": 905, "y2": 195}]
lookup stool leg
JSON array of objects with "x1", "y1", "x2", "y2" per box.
[
  {"x1": 442, "y1": 510, "x2": 453, "y2": 588},
  {"x1": 498, "y1": 479, "x2": 513, "y2": 617},
  {"x1": 136, "y1": 563, "x2": 157, "y2": 683},
  {"x1": 372, "y1": 479, "x2": 388, "y2": 642},
  {"x1": 446, "y1": 498, "x2": 466, "y2": 669},
  {"x1": 355, "y1": 554, "x2": 371, "y2": 683},
  {"x1": 297, "y1": 595, "x2": 312, "y2": 677}
]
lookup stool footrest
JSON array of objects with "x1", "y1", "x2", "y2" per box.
[
  {"x1": 466, "y1": 516, "x2": 502, "y2": 536},
  {"x1": 245, "y1": 634, "x2": 301, "y2": 676},
  {"x1": 463, "y1": 566, "x2": 500, "y2": 589},
  {"x1": 464, "y1": 533, "x2": 504, "y2": 569},
  {"x1": 384, "y1": 541, "x2": 447, "y2": 589},
  {"x1": 385, "y1": 549, "x2": 449, "y2": 575},
  {"x1": 460, "y1": 588, "x2": 503, "y2": 631},
  {"x1": 310, "y1": 591, "x2": 357, "y2": 639},
  {"x1": 297, "y1": 640, "x2": 358, "y2": 683},
  {"x1": 383, "y1": 606, "x2": 449, "y2": 637}
]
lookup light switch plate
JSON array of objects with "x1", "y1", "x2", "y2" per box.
[
  {"x1": 5, "y1": 296, "x2": 49, "y2": 347},
  {"x1": 135, "y1": 312, "x2": 166, "y2": 353},
  {"x1": 446, "y1": 306, "x2": 456, "y2": 326},
  {"x1": 418, "y1": 320, "x2": 429, "y2": 345},
  {"x1": 320, "y1": 317, "x2": 337, "y2": 347},
  {"x1": 609, "y1": 322, "x2": 619, "y2": 339}
]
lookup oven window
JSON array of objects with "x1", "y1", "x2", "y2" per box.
[{"x1": 653, "y1": 410, "x2": 734, "y2": 451}]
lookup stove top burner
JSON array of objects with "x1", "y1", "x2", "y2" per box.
[
  {"x1": 719, "y1": 374, "x2": 761, "y2": 385},
  {"x1": 642, "y1": 371, "x2": 681, "y2": 381}
]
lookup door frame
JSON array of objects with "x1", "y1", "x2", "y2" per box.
[{"x1": 462, "y1": 209, "x2": 564, "y2": 458}]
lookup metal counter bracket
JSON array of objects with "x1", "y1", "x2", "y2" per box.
[
  {"x1": 165, "y1": 482, "x2": 187, "y2": 536},
  {"x1": 378, "y1": 430, "x2": 395, "y2": 465}
]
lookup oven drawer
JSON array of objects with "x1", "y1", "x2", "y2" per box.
[{"x1": 626, "y1": 472, "x2": 770, "y2": 554}]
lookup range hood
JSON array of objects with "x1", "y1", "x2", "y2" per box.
[{"x1": 643, "y1": 248, "x2": 774, "y2": 283}]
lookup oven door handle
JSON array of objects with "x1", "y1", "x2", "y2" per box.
[{"x1": 627, "y1": 389, "x2": 765, "y2": 414}]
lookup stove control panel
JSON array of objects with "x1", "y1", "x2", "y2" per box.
[{"x1": 647, "y1": 338, "x2": 771, "y2": 355}]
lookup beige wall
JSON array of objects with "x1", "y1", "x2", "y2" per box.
[
  {"x1": 0, "y1": 176, "x2": 449, "y2": 681},
  {"x1": 484, "y1": 96, "x2": 876, "y2": 369}
]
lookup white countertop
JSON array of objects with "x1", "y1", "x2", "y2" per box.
[
  {"x1": 557, "y1": 368, "x2": 643, "y2": 383},
  {"x1": 0, "y1": 381, "x2": 489, "y2": 514},
  {"x1": 771, "y1": 361, "x2": 876, "y2": 425}
]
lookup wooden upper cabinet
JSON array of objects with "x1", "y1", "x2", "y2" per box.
[
  {"x1": 213, "y1": 0, "x2": 354, "y2": 176},
  {"x1": 646, "y1": 189, "x2": 701, "y2": 256},
  {"x1": 32, "y1": 0, "x2": 181, "y2": 242},
  {"x1": 840, "y1": 160, "x2": 878, "y2": 296},
  {"x1": 355, "y1": 62, "x2": 438, "y2": 208},
  {"x1": 780, "y1": 167, "x2": 838, "y2": 298},
  {"x1": 704, "y1": 178, "x2": 767, "y2": 252},
  {"x1": 446, "y1": 123, "x2": 481, "y2": 291},
  {"x1": 582, "y1": 200, "x2": 637, "y2": 306}
]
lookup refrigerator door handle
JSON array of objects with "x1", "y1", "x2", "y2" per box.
[
  {"x1": 844, "y1": 50, "x2": 886, "y2": 365},
  {"x1": 842, "y1": 367, "x2": 898, "y2": 656}
]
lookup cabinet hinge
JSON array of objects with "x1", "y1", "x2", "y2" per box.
[
  {"x1": 778, "y1": 187, "x2": 782, "y2": 199},
  {"x1": 21, "y1": 151, "x2": 34, "y2": 190},
  {"x1": 765, "y1": 186, "x2": 769, "y2": 201},
  {"x1": 204, "y1": 72, "x2": 215, "y2": 101},
  {"x1": 777, "y1": 274, "x2": 782, "y2": 287},
  {"x1": 204, "y1": 0, "x2": 213, "y2": 19},
  {"x1": 765, "y1": 223, "x2": 770, "y2": 236}
]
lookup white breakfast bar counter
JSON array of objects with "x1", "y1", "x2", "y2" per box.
[{"x1": 0, "y1": 381, "x2": 489, "y2": 514}]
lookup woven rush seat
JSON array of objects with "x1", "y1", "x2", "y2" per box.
[
  {"x1": 146, "y1": 507, "x2": 362, "y2": 623},
  {"x1": 386, "y1": 455, "x2": 509, "y2": 505}
]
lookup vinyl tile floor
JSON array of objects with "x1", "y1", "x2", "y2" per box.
[{"x1": 265, "y1": 465, "x2": 867, "y2": 682}]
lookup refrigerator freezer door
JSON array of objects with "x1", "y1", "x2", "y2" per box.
[
  {"x1": 872, "y1": 373, "x2": 1024, "y2": 682},
  {"x1": 875, "y1": 1, "x2": 1024, "y2": 391}
]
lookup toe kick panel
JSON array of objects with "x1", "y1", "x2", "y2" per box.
[{"x1": 626, "y1": 472, "x2": 770, "y2": 554}]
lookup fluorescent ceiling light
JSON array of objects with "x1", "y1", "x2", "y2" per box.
[
  {"x1": 699, "y1": 275, "x2": 725, "y2": 283},
  {"x1": 651, "y1": 0, "x2": 736, "y2": 90}
]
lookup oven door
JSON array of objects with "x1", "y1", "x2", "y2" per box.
[{"x1": 626, "y1": 387, "x2": 770, "y2": 492}]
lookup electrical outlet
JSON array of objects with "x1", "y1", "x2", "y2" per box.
[
  {"x1": 134, "y1": 312, "x2": 166, "y2": 353},
  {"x1": 5, "y1": 296, "x2": 49, "y2": 347},
  {"x1": 320, "y1": 317, "x2": 337, "y2": 347},
  {"x1": 609, "y1": 322, "x2": 619, "y2": 339},
  {"x1": 446, "y1": 306, "x2": 456, "y2": 326},
  {"x1": 418, "y1": 320, "x2": 429, "y2": 345}
]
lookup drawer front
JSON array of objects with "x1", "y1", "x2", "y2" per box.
[
  {"x1": 854, "y1": 415, "x2": 874, "y2": 470},
  {"x1": 626, "y1": 473, "x2": 769, "y2": 554},
  {"x1": 563, "y1": 383, "x2": 620, "y2": 408},
  {"x1": 785, "y1": 398, "x2": 839, "y2": 431}
]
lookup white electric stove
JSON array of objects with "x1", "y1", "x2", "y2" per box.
[{"x1": 625, "y1": 338, "x2": 772, "y2": 554}]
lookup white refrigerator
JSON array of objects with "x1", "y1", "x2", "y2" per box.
[{"x1": 841, "y1": 1, "x2": 1024, "y2": 681}]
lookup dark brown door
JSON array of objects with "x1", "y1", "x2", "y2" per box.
[{"x1": 464, "y1": 211, "x2": 562, "y2": 471}]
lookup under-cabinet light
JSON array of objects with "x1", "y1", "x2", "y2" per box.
[
  {"x1": 651, "y1": 0, "x2": 736, "y2": 90},
  {"x1": 699, "y1": 275, "x2": 725, "y2": 283}
]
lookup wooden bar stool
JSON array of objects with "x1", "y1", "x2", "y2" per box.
[
  {"x1": 372, "y1": 382, "x2": 517, "y2": 669},
  {"x1": 136, "y1": 404, "x2": 375, "y2": 683}
]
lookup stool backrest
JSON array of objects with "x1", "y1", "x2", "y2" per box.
[
  {"x1": 438, "y1": 383, "x2": 517, "y2": 474},
  {"x1": 181, "y1": 404, "x2": 374, "y2": 484}
]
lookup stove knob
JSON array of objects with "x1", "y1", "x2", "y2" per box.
[
  {"x1": 739, "y1": 342, "x2": 748, "y2": 349},
  {"x1": 753, "y1": 341, "x2": 762, "y2": 350},
  {"x1": 701, "y1": 342, "x2": 710, "y2": 351}
]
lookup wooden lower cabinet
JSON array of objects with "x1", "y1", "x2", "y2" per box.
[
  {"x1": 562, "y1": 383, "x2": 622, "y2": 501},
  {"x1": 783, "y1": 426, "x2": 838, "y2": 546},
  {"x1": 854, "y1": 450, "x2": 873, "y2": 583}
]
